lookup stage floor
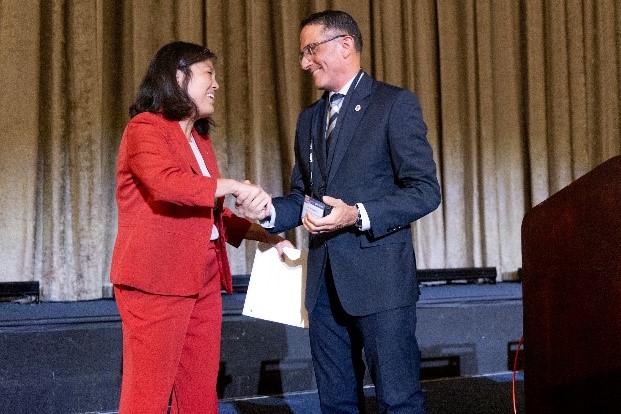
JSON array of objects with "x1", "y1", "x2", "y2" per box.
[
  {"x1": 80, "y1": 372, "x2": 525, "y2": 414},
  {"x1": 1, "y1": 282, "x2": 523, "y2": 414},
  {"x1": 217, "y1": 371, "x2": 525, "y2": 414}
]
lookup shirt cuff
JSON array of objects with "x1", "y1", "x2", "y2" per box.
[
  {"x1": 259, "y1": 205, "x2": 277, "y2": 228},
  {"x1": 356, "y1": 203, "x2": 371, "y2": 231}
]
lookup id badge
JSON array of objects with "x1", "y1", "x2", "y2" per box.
[{"x1": 301, "y1": 195, "x2": 332, "y2": 219}]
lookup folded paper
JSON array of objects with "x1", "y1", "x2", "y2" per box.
[{"x1": 242, "y1": 244, "x2": 309, "y2": 328}]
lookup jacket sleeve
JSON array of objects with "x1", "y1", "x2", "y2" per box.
[
  {"x1": 363, "y1": 90, "x2": 441, "y2": 238},
  {"x1": 220, "y1": 206, "x2": 252, "y2": 247},
  {"x1": 124, "y1": 114, "x2": 218, "y2": 207},
  {"x1": 270, "y1": 149, "x2": 306, "y2": 234}
]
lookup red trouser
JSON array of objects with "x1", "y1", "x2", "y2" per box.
[{"x1": 114, "y1": 267, "x2": 222, "y2": 414}]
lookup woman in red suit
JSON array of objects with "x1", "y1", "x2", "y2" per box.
[{"x1": 110, "y1": 41, "x2": 290, "y2": 414}]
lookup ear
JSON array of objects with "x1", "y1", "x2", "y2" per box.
[
  {"x1": 176, "y1": 69, "x2": 184, "y2": 86},
  {"x1": 341, "y1": 35, "x2": 356, "y2": 58}
]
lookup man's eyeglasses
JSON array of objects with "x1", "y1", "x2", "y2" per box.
[{"x1": 299, "y1": 34, "x2": 349, "y2": 62}]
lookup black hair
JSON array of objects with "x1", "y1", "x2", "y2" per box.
[
  {"x1": 300, "y1": 10, "x2": 363, "y2": 52},
  {"x1": 129, "y1": 41, "x2": 217, "y2": 135}
]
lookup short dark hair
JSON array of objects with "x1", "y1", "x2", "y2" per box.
[
  {"x1": 300, "y1": 10, "x2": 363, "y2": 52},
  {"x1": 130, "y1": 41, "x2": 217, "y2": 135}
]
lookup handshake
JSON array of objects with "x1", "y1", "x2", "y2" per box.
[{"x1": 229, "y1": 179, "x2": 272, "y2": 221}]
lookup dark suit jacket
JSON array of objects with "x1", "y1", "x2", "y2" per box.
[
  {"x1": 111, "y1": 112, "x2": 251, "y2": 296},
  {"x1": 271, "y1": 73, "x2": 441, "y2": 316}
]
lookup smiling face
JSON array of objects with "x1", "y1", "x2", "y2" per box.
[
  {"x1": 179, "y1": 59, "x2": 219, "y2": 119},
  {"x1": 299, "y1": 24, "x2": 360, "y2": 92}
]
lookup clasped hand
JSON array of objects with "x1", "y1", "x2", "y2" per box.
[{"x1": 233, "y1": 180, "x2": 272, "y2": 220}]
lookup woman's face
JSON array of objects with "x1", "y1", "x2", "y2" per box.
[{"x1": 180, "y1": 59, "x2": 219, "y2": 119}]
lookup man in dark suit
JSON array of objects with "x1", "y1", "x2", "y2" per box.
[{"x1": 261, "y1": 10, "x2": 440, "y2": 414}]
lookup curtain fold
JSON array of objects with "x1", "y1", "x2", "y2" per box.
[
  {"x1": 1, "y1": 0, "x2": 620, "y2": 300},
  {"x1": 0, "y1": 1, "x2": 41, "y2": 289}
]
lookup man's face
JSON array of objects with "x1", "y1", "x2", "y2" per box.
[{"x1": 299, "y1": 24, "x2": 345, "y2": 92}]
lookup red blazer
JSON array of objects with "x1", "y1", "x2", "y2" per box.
[{"x1": 110, "y1": 112, "x2": 251, "y2": 296}]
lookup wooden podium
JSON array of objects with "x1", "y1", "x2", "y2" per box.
[{"x1": 521, "y1": 156, "x2": 621, "y2": 413}]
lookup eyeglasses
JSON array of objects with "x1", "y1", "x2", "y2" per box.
[{"x1": 299, "y1": 34, "x2": 349, "y2": 62}]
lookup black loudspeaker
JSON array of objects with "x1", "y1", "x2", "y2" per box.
[{"x1": 0, "y1": 281, "x2": 40, "y2": 303}]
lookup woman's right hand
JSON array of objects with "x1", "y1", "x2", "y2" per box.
[
  {"x1": 217, "y1": 179, "x2": 271, "y2": 220},
  {"x1": 234, "y1": 180, "x2": 272, "y2": 220}
]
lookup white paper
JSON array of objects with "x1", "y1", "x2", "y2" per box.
[{"x1": 242, "y1": 244, "x2": 309, "y2": 328}]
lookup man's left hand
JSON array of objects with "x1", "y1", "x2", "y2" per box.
[{"x1": 302, "y1": 196, "x2": 357, "y2": 234}]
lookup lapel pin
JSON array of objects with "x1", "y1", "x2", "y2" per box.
[{"x1": 355, "y1": 104, "x2": 361, "y2": 111}]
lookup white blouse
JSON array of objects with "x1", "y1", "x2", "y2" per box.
[{"x1": 189, "y1": 135, "x2": 219, "y2": 240}]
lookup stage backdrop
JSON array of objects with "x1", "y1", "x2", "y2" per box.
[{"x1": 1, "y1": 0, "x2": 619, "y2": 300}]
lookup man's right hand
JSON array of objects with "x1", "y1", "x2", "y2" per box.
[{"x1": 233, "y1": 180, "x2": 272, "y2": 220}]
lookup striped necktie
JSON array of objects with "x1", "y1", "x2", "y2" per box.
[{"x1": 326, "y1": 93, "x2": 344, "y2": 156}]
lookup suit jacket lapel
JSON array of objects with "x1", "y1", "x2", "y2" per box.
[
  {"x1": 170, "y1": 119, "x2": 221, "y2": 181},
  {"x1": 170, "y1": 121, "x2": 203, "y2": 175},
  {"x1": 327, "y1": 73, "x2": 373, "y2": 183},
  {"x1": 312, "y1": 94, "x2": 329, "y2": 183}
]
